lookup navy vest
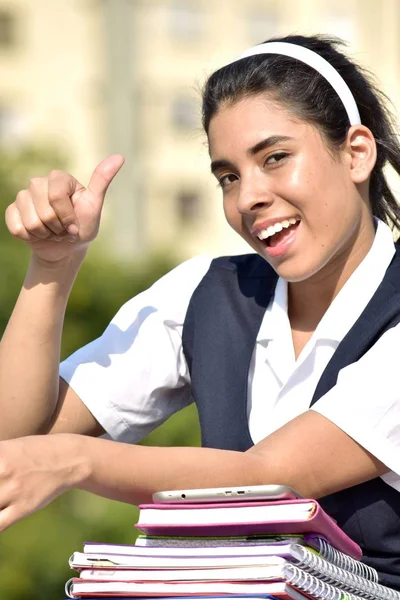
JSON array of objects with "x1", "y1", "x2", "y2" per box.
[{"x1": 182, "y1": 249, "x2": 400, "y2": 589}]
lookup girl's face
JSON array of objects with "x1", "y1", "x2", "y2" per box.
[{"x1": 208, "y1": 95, "x2": 375, "y2": 283}]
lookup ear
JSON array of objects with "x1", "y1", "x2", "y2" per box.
[{"x1": 344, "y1": 125, "x2": 377, "y2": 183}]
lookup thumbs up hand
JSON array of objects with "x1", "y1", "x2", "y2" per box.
[{"x1": 5, "y1": 155, "x2": 125, "y2": 263}]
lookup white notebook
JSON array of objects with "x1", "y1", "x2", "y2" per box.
[
  {"x1": 81, "y1": 537, "x2": 377, "y2": 582},
  {"x1": 73, "y1": 555, "x2": 399, "y2": 600},
  {"x1": 137, "y1": 502, "x2": 316, "y2": 526},
  {"x1": 66, "y1": 564, "x2": 368, "y2": 600}
]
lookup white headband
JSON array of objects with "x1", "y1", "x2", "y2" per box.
[{"x1": 234, "y1": 42, "x2": 361, "y2": 126}]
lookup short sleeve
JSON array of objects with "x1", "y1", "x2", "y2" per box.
[
  {"x1": 311, "y1": 324, "x2": 400, "y2": 483},
  {"x1": 59, "y1": 256, "x2": 212, "y2": 443}
]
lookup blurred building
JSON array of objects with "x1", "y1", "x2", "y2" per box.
[{"x1": 0, "y1": 0, "x2": 399, "y2": 260}]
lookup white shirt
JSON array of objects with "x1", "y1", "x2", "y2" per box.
[{"x1": 60, "y1": 219, "x2": 400, "y2": 491}]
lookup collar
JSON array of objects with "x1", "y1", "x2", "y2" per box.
[{"x1": 257, "y1": 276, "x2": 287, "y2": 343}]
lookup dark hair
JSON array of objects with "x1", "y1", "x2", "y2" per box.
[{"x1": 202, "y1": 34, "x2": 400, "y2": 233}]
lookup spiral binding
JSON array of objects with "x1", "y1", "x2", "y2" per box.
[
  {"x1": 290, "y1": 545, "x2": 400, "y2": 600},
  {"x1": 65, "y1": 577, "x2": 74, "y2": 599},
  {"x1": 316, "y1": 537, "x2": 378, "y2": 583},
  {"x1": 285, "y1": 563, "x2": 368, "y2": 600}
]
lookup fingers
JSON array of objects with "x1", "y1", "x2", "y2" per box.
[
  {"x1": 15, "y1": 188, "x2": 55, "y2": 240},
  {"x1": 87, "y1": 154, "x2": 125, "y2": 202},
  {"x1": 8, "y1": 189, "x2": 60, "y2": 242},
  {"x1": 0, "y1": 505, "x2": 22, "y2": 533},
  {"x1": 0, "y1": 493, "x2": 43, "y2": 533},
  {"x1": 7, "y1": 156, "x2": 125, "y2": 246},
  {"x1": 5, "y1": 203, "x2": 33, "y2": 242},
  {"x1": 8, "y1": 171, "x2": 84, "y2": 242},
  {"x1": 30, "y1": 177, "x2": 65, "y2": 236},
  {"x1": 47, "y1": 170, "x2": 83, "y2": 234}
]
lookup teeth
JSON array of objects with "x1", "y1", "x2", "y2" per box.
[
  {"x1": 266, "y1": 225, "x2": 275, "y2": 238},
  {"x1": 256, "y1": 218, "x2": 299, "y2": 241}
]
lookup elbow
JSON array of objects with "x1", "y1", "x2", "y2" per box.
[{"x1": 244, "y1": 446, "x2": 321, "y2": 498}]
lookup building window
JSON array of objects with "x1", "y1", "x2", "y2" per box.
[
  {"x1": 0, "y1": 10, "x2": 16, "y2": 48},
  {"x1": 168, "y1": 3, "x2": 204, "y2": 40},
  {"x1": 171, "y1": 96, "x2": 199, "y2": 130},
  {"x1": 177, "y1": 190, "x2": 201, "y2": 225}
]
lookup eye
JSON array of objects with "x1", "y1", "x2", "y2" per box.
[
  {"x1": 217, "y1": 173, "x2": 239, "y2": 189},
  {"x1": 265, "y1": 152, "x2": 289, "y2": 166}
]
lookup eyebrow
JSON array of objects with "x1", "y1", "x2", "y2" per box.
[
  {"x1": 248, "y1": 135, "x2": 293, "y2": 156},
  {"x1": 210, "y1": 135, "x2": 293, "y2": 174}
]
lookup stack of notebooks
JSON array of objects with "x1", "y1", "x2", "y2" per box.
[{"x1": 65, "y1": 497, "x2": 400, "y2": 600}]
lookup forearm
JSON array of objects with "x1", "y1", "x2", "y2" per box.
[
  {"x1": 0, "y1": 412, "x2": 387, "y2": 533},
  {"x1": 0, "y1": 433, "x2": 268, "y2": 532},
  {"x1": 0, "y1": 251, "x2": 86, "y2": 439},
  {"x1": 65, "y1": 412, "x2": 388, "y2": 505},
  {"x1": 69, "y1": 435, "x2": 267, "y2": 505}
]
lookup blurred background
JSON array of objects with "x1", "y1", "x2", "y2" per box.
[{"x1": 0, "y1": 0, "x2": 399, "y2": 598}]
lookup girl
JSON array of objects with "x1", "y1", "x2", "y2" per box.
[{"x1": 1, "y1": 35, "x2": 400, "y2": 588}]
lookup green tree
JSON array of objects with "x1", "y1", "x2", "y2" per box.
[{"x1": 0, "y1": 146, "x2": 200, "y2": 600}]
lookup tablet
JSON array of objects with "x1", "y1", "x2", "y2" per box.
[{"x1": 152, "y1": 484, "x2": 302, "y2": 503}]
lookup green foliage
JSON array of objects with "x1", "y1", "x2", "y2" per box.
[{"x1": 0, "y1": 146, "x2": 201, "y2": 600}]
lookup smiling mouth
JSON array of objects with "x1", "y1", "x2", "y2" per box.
[{"x1": 256, "y1": 218, "x2": 300, "y2": 247}]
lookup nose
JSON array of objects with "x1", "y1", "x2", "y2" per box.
[{"x1": 236, "y1": 173, "x2": 274, "y2": 214}]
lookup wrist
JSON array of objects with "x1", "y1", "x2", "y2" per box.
[
  {"x1": 30, "y1": 249, "x2": 87, "y2": 272},
  {"x1": 52, "y1": 433, "x2": 93, "y2": 491},
  {"x1": 26, "y1": 250, "x2": 87, "y2": 291}
]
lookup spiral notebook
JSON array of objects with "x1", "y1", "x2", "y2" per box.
[
  {"x1": 65, "y1": 597, "x2": 302, "y2": 600},
  {"x1": 80, "y1": 537, "x2": 376, "y2": 582},
  {"x1": 71, "y1": 553, "x2": 399, "y2": 600},
  {"x1": 65, "y1": 564, "x2": 368, "y2": 599},
  {"x1": 69, "y1": 543, "x2": 378, "y2": 592},
  {"x1": 65, "y1": 596, "x2": 304, "y2": 600}
]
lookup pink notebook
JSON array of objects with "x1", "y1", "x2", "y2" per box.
[
  {"x1": 135, "y1": 499, "x2": 361, "y2": 559},
  {"x1": 67, "y1": 578, "x2": 308, "y2": 599}
]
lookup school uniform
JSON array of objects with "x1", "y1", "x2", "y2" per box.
[{"x1": 60, "y1": 218, "x2": 400, "y2": 588}]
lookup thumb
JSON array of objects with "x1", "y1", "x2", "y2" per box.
[{"x1": 87, "y1": 154, "x2": 125, "y2": 200}]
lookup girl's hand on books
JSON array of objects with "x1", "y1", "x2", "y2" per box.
[
  {"x1": 5, "y1": 155, "x2": 125, "y2": 264},
  {"x1": 0, "y1": 434, "x2": 88, "y2": 530}
]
